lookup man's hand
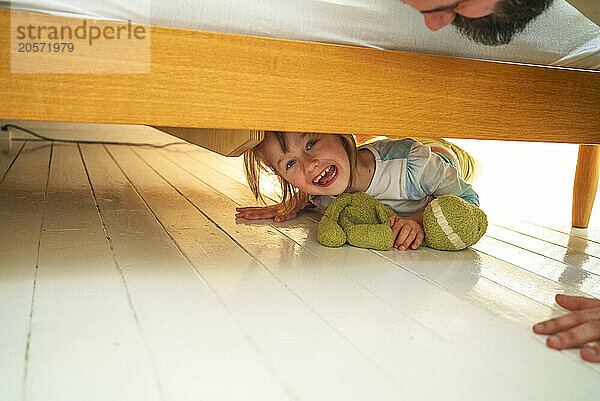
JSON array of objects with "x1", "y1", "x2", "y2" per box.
[
  {"x1": 389, "y1": 214, "x2": 424, "y2": 251},
  {"x1": 533, "y1": 294, "x2": 600, "y2": 362}
]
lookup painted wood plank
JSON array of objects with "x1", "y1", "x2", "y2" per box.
[
  {"x1": 23, "y1": 143, "x2": 162, "y2": 401},
  {"x1": 0, "y1": 142, "x2": 51, "y2": 401},
  {"x1": 488, "y1": 213, "x2": 600, "y2": 258},
  {"x1": 490, "y1": 211, "x2": 600, "y2": 244},
  {"x1": 79, "y1": 144, "x2": 297, "y2": 401},
  {"x1": 149, "y1": 146, "x2": 600, "y2": 398},
  {"x1": 113, "y1": 145, "x2": 407, "y2": 401},
  {"x1": 486, "y1": 224, "x2": 600, "y2": 275},
  {"x1": 474, "y1": 236, "x2": 600, "y2": 298},
  {"x1": 132, "y1": 145, "x2": 532, "y2": 401}
]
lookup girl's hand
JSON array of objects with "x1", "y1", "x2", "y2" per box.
[
  {"x1": 389, "y1": 215, "x2": 425, "y2": 251},
  {"x1": 235, "y1": 204, "x2": 298, "y2": 222},
  {"x1": 533, "y1": 294, "x2": 600, "y2": 362}
]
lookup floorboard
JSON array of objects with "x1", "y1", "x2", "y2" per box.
[
  {"x1": 1, "y1": 142, "x2": 51, "y2": 401},
  {"x1": 1, "y1": 132, "x2": 599, "y2": 401}
]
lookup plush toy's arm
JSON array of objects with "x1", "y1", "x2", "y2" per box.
[
  {"x1": 345, "y1": 223, "x2": 394, "y2": 251},
  {"x1": 317, "y1": 194, "x2": 353, "y2": 247},
  {"x1": 322, "y1": 193, "x2": 352, "y2": 221},
  {"x1": 374, "y1": 202, "x2": 396, "y2": 224},
  {"x1": 318, "y1": 192, "x2": 396, "y2": 250}
]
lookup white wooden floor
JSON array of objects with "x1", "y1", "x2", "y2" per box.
[{"x1": 1, "y1": 126, "x2": 600, "y2": 401}]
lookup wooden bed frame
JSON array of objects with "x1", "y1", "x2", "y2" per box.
[{"x1": 1, "y1": 9, "x2": 599, "y2": 227}]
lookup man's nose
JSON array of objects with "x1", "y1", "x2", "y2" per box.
[{"x1": 423, "y1": 10, "x2": 456, "y2": 31}]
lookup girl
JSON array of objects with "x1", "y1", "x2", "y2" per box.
[{"x1": 236, "y1": 132, "x2": 479, "y2": 251}]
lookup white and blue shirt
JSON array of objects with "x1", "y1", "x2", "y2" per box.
[{"x1": 308, "y1": 138, "x2": 479, "y2": 216}]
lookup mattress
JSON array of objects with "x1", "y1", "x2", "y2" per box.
[{"x1": 3, "y1": 0, "x2": 599, "y2": 69}]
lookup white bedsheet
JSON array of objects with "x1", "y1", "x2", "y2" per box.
[{"x1": 3, "y1": 0, "x2": 599, "y2": 69}]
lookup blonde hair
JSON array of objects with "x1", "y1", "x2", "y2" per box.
[{"x1": 243, "y1": 131, "x2": 358, "y2": 216}]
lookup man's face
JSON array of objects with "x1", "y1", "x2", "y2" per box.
[
  {"x1": 403, "y1": 0, "x2": 503, "y2": 31},
  {"x1": 402, "y1": 0, "x2": 554, "y2": 46}
]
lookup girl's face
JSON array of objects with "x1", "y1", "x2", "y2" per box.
[{"x1": 262, "y1": 132, "x2": 351, "y2": 196}]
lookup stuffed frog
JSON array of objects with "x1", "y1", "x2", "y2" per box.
[{"x1": 317, "y1": 192, "x2": 487, "y2": 251}]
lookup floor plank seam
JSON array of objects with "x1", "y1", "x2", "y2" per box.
[
  {"x1": 489, "y1": 222, "x2": 600, "y2": 261},
  {"x1": 79, "y1": 144, "x2": 167, "y2": 401},
  {"x1": 21, "y1": 142, "x2": 52, "y2": 401},
  {"x1": 483, "y1": 234, "x2": 599, "y2": 280},
  {"x1": 470, "y1": 244, "x2": 597, "y2": 300},
  {"x1": 490, "y1": 212, "x2": 600, "y2": 244},
  {"x1": 381, "y1": 246, "x2": 555, "y2": 310},
  {"x1": 0, "y1": 141, "x2": 25, "y2": 185}
]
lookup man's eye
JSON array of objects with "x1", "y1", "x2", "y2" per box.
[
  {"x1": 307, "y1": 139, "x2": 318, "y2": 150},
  {"x1": 286, "y1": 160, "x2": 296, "y2": 170}
]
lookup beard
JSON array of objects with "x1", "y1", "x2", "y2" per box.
[{"x1": 451, "y1": 0, "x2": 554, "y2": 46}]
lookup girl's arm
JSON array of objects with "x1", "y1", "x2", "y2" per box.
[
  {"x1": 235, "y1": 199, "x2": 311, "y2": 222},
  {"x1": 406, "y1": 141, "x2": 480, "y2": 206}
]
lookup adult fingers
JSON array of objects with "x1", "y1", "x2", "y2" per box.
[
  {"x1": 544, "y1": 320, "x2": 600, "y2": 350},
  {"x1": 555, "y1": 294, "x2": 600, "y2": 311},
  {"x1": 581, "y1": 343, "x2": 600, "y2": 363},
  {"x1": 534, "y1": 307, "x2": 600, "y2": 334}
]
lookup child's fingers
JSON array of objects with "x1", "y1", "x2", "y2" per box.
[
  {"x1": 274, "y1": 211, "x2": 297, "y2": 222},
  {"x1": 236, "y1": 207, "x2": 278, "y2": 220},
  {"x1": 411, "y1": 231, "x2": 425, "y2": 249},
  {"x1": 398, "y1": 231, "x2": 417, "y2": 251},
  {"x1": 236, "y1": 206, "x2": 276, "y2": 213},
  {"x1": 389, "y1": 217, "x2": 402, "y2": 243},
  {"x1": 555, "y1": 294, "x2": 600, "y2": 311},
  {"x1": 393, "y1": 225, "x2": 412, "y2": 250}
]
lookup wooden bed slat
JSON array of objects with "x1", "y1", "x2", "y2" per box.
[
  {"x1": 1, "y1": 9, "x2": 598, "y2": 144},
  {"x1": 152, "y1": 127, "x2": 263, "y2": 157}
]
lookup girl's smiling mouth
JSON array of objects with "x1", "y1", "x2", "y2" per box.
[{"x1": 312, "y1": 165, "x2": 337, "y2": 186}]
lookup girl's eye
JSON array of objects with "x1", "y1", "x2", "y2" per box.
[
  {"x1": 307, "y1": 139, "x2": 317, "y2": 150},
  {"x1": 285, "y1": 160, "x2": 296, "y2": 170}
]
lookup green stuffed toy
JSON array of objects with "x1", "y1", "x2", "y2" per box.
[{"x1": 317, "y1": 192, "x2": 487, "y2": 251}]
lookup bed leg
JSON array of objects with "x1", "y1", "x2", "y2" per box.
[{"x1": 572, "y1": 144, "x2": 600, "y2": 228}]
